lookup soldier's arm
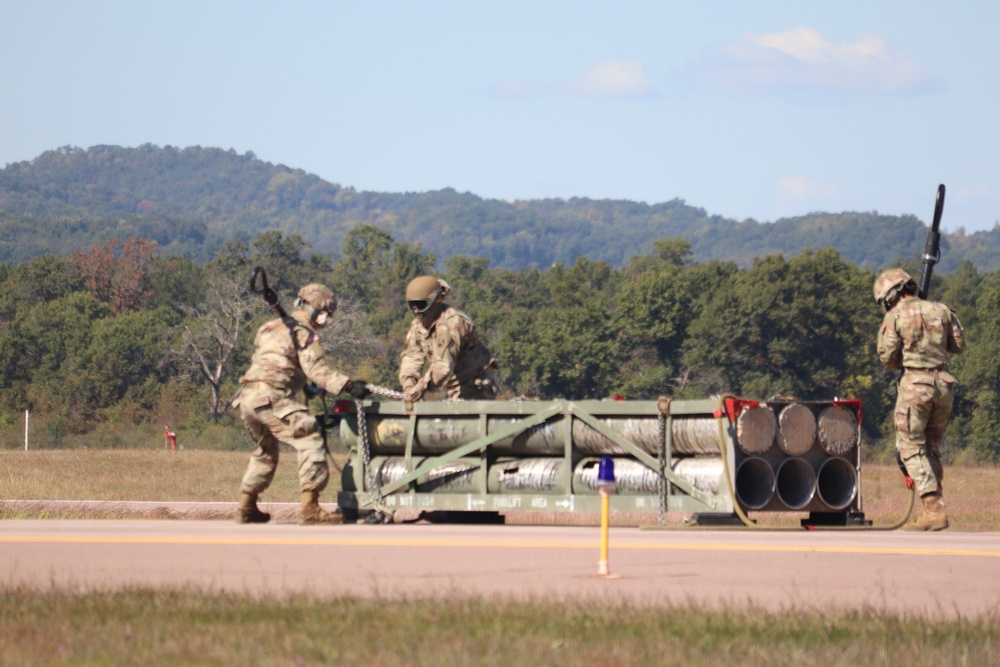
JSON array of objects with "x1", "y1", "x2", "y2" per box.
[
  {"x1": 947, "y1": 307, "x2": 966, "y2": 356},
  {"x1": 296, "y1": 328, "x2": 351, "y2": 395},
  {"x1": 399, "y1": 328, "x2": 429, "y2": 392},
  {"x1": 876, "y1": 314, "x2": 903, "y2": 370}
]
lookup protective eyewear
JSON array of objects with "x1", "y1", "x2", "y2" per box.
[
  {"x1": 407, "y1": 299, "x2": 433, "y2": 313},
  {"x1": 408, "y1": 287, "x2": 442, "y2": 314}
]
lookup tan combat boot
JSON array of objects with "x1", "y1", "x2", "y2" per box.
[
  {"x1": 904, "y1": 492, "x2": 949, "y2": 531},
  {"x1": 236, "y1": 491, "x2": 271, "y2": 524},
  {"x1": 298, "y1": 490, "x2": 342, "y2": 525}
]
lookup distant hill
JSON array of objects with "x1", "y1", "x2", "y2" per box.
[{"x1": 2, "y1": 144, "x2": 998, "y2": 271}]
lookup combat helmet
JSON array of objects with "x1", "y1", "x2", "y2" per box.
[
  {"x1": 405, "y1": 276, "x2": 450, "y2": 314},
  {"x1": 873, "y1": 269, "x2": 916, "y2": 310},
  {"x1": 295, "y1": 284, "x2": 337, "y2": 325}
]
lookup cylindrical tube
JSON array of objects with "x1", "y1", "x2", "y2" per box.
[
  {"x1": 670, "y1": 418, "x2": 725, "y2": 456},
  {"x1": 816, "y1": 457, "x2": 858, "y2": 510},
  {"x1": 775, "y1": 457, "x2": 817, "y2": 510},
  {"x1": 371, "y1": 454, "x2": 728, "y2": 498},
  {"x1": 347, "y1": 414, "x2": 723, "y2": 457},
  {"x1": 488, "y1": 458, "x2": 567, "y2": 495},
  {"x1": 369, "y1": 417, "x2": 487, "y2": 454},
  {"x1": 571, "y1": 418, "x2": 656, "y2": 456},
  {"x1": 487, "y1": 416, "x2": 565, "y2": 455},
  {"x1": 735, "y1": 457, "x2": 775, "y2": 510},
  {"x1": 735, "y1": 406, "x2": 776, "y2": 455},
  {"x1": 670, "y1": 457, "x2": 725, "y2": 496},
  {"x1": 574, "y1": 457, "x2": 656, "y2": 495},
  {"x1": 373, "y1": 456, "x2": 484, "y2": 493},
  {"x1": 573, "y1": 457, "x2": 724, "y2": 496},
  {"x1": 776, "y1": 403, "x2": 816, "y2": 456},
  {"x1": 817, "y1": 406, "x2": 858, "y2": 455},
  {"x1": 570, "y1": 417, "x2": 721, "y2": 457}
]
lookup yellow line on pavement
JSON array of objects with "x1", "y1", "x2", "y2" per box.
[{"x1": 2, "y1": 534, "x2": 1000, "y2": 558}]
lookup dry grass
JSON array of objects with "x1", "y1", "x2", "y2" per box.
[
  {"x1": 0, "y1": 589, "x2": 997, "y2": 666},
  {"x1": 0, "y1": 449, "x2": 300, "y2": 503},
  {"x1": 858, "y1": 462, "x2": 1000, "y2": 531},
  {"x1": 2, "y1": 450, "x2": 998, "y2": 529}
]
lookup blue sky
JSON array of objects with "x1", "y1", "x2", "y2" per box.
[{"x1": 2, "y1": 1, "x2": 998, "y2": 232}]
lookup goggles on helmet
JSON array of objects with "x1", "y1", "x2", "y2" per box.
[
  {"x1": 407, "y1": 287, "x2": 442, "y2": 314},
  {"x1": 408, "y1": 298, "x2": 433, "y2": 313}
]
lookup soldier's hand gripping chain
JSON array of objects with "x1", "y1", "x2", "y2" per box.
[
  {"x1": 404, "y1": 378, "x2": 428, "y2": 402},
  {"x1": 347, "y1": 380, "x2": 371, "y2": 399}
]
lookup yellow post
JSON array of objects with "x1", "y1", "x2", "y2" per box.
[
  {"x1": 596, "y1": 455, "x2": 617, "y2": 578},
  {"x1": 598, "y1": 487, "x2": 611, "y2": 576}
]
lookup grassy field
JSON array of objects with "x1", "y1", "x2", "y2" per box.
[
  {"x1": 0, "y1": 588, "x2": 998, "y2": 666},
  {"x1": 2, "y1": 449, "x2": 999, "y2": 529},
  {"x1": 0, "y1": 450, "x2": 308, "y2": 505}
]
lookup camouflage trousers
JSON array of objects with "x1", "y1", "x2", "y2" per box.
[
  {"x1": 894, "y1": 369, "x2": 954, "y2": 497},
  {"x1": 237, "y1": 384, "x2": 329, "y2": 496}
]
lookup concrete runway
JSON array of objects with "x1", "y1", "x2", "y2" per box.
[{"x1": 3, "y1": 518, "x2": 1000, "y2": 618}]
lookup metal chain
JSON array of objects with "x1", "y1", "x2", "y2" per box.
[
  {"x1": 353, "y1": 383, "x2": 460, "y2": 523},
  {"x1": 365, "y1": 383, "x2": 408, "y2": 400},
  {"x1": 356, "y1": 383, "x2": 407, "y2": 524},
  {"x1": 658, "y1": 411, "x2": 668, "y2": 526}
]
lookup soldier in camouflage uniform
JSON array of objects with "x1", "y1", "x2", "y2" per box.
[
  {"x1": 874, "y1": 268, "x2": 965, "y2": 531},
  {"x1": 399, "y1": 276, "x2": 499, "y2": 401},
  {"x1": 233, "y1": 284, "x2": 370, "y2": 525}
]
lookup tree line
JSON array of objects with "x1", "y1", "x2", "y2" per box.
[
  {"x1": 3, "y1": 145, "x2": 1000, "y2": 272},
  {"x1": 0, "y1": 226, "x2": 997, "y2": 459}
]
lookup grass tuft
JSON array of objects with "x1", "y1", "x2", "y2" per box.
[{"x1": 0, "y1": 587, "x2": 998, "y2": 666}]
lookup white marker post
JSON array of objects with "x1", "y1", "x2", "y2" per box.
[{"x1": 24, "y1": 409, "x2": 29, "y2": 451}]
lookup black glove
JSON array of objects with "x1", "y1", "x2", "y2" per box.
[{"x1": 347, "y1": 380, "x2": 370, "y2": 400}]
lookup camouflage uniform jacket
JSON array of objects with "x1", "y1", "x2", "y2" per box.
[
  {"x1": 877, "y1": 297, "x2": 965, "y2": 375},
  {"x1": 238, "y1": 311, "x2": 351, "y2": 399},
  {"x1": 399, "y1": 305, "x2": 497, "y2": 396}
]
